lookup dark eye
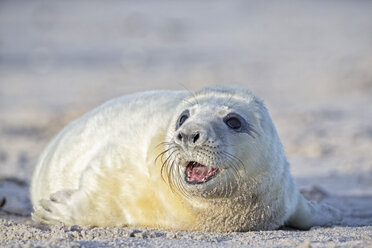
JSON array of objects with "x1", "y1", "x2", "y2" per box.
[
  {"x1": 179, "y1": 115, "x2": 188, "y2": 126},
  {"x1": 223, "y1": 113, "x2": 247, "y2": 131},
  {"x1": 176, "y1": 110, "x2": 189, "y2": 129},
  {"x1": 225, "y1": 117, "x2": 241, "y2": 130}
]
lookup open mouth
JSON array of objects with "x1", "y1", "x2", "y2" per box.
[{"x1": 185, "y1": 161, "x2": 219, "y2": 184}]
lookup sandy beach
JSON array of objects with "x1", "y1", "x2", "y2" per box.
[{"x1": 0, "y1": 0, "x2": 371, "y2": 247}]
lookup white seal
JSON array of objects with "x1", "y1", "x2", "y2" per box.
[{"x1": 31, "y1": 86, "x2": 341, "y2": 231}]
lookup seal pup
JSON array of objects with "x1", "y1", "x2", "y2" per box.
[{"x1": 31, "y1": 86, "x2": 341, "y2": 231}]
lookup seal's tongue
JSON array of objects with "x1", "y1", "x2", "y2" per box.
[{"x1": 185, "y1": 162, "x2": 218, "y2": 184}]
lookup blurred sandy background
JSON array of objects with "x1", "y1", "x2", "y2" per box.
[{"x1": 0, "y1": 0, "x2": 371, "y2": 247}]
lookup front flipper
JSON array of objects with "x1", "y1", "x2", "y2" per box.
[
  {"x1": 287, "y1": 194, "x2": 342, "y2": 229},
  {"x1": 32, "y1": 190, "x2": 77, "y2": 225}
]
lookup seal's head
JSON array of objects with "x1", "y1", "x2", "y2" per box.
[{"x1": 161, "y1": 86, "x2": 282, "y2": 200}]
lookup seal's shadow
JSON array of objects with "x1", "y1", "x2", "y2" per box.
[
  {"x1": 300, "y1": 185, "x2": 372, "y2": 227},
  {"x1": 0, "y1": 177, "x2": 32, "y2": 217},
  {"x1": 322, "y1": 194, "x2": 372, "y2": 227}
]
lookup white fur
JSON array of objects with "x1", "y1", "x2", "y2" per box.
[{"x1": 31, "y1": 86, "x2": 341, "y2": 231}]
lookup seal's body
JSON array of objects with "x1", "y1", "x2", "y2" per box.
[{"x1": 31, "y1": 86, "x2": 340, "y2": 231}]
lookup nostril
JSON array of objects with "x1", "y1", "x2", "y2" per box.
[
  {"x1": 177, "y1": 133, "x2": 183, "y2": 141},
  {"x1": 193, "y1": 133, "x2": 200, "y2": 143}
]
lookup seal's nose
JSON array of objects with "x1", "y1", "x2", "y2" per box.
[
  {"x1": 175, "y1": 130, "x2": 205, "y2": 147},
  {"x1": 177, "y1": 131, "x2": 199, "y2": 143}
]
